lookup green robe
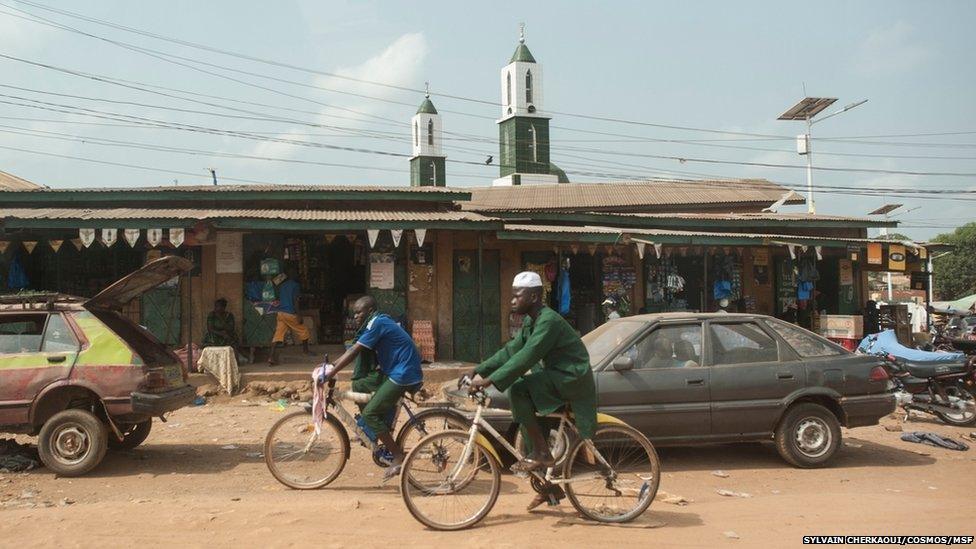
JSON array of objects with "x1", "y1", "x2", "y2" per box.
[{"x1": 476, "y1": 306, "x2": 597, "y2": 438}]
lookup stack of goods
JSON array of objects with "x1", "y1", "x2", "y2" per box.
[
  {"x1": 602, "y1": 255, "x2": 637, "y2": 314},
  {"x1": 412, "y1": 320, "x2": 435, "y2": 363}
]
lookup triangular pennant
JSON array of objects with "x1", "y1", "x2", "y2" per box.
[
  {"x1": 124, "y1": 228, "x2": 140, "y2": 247},
  {"x1": 570, "y1": 244, "x2": 579, "y2": 255},
  {"x1": 147, "y1": 228, "x2": 163, "y2": 247},
  {"x1": 390, "y1": 229, "x2": 403, "y2": 247},
  {"x1": 71, "y1": 238, "x2": 83, "y2": 251},
  {"x1": 101, "y1": 228, "x2": 117, "y2": 248},
  {"x1": 800, "y1": 245, "x2": 809, "y2": 254},
  {"x1": 367, "y1": 229, "x2": 379, "y2": 248},
  {"x1": 787, "y1": 244, "x2": 797, "y2": 260},
  {"x1": 654, "y1": 243, "x2": 663, "y2": 259},
  {"x1": 414, "y1": 229, "x2": 426, "y2": 248},
  {"x1": 604, "y1": 245, "x2": 614, "y2": 255},
  {"x1": 22, "y1": 241, "x2": 37, "y2": 254},
  {"x1": 815, "y1": 246, "x2": 823, "y2": 261},
  {"x1": 586, "y1": 244, "x2": 597, "y2": 256},
  {"x1": 347, "y1": 233, "x2": 357, "y2": 243},
  {"x1": 49, "y1": 239, "x2": 63, "y2": 252},
  {"x1": 79, "y1": 228, "x2": 96, "y2": 248},
  {"x1": 169, "y1": 228, "x2": 185, "y2": 248},
  {"x1": 324, "y1": 234, "x2": 336, "y2": 244},
  {"x1": 0, "y1": 241, "x2": 8, "y2": 254},
  {"x1": 635, "y1": 242, "x2": 645, "y2": 259}
]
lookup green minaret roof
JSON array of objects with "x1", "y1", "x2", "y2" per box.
[
  {"x1": 510, "y1": 42, "x2": 536, "y2": 63},
  {"x1": 416, "y1": 96, "x2": 438, "y2": 114}
]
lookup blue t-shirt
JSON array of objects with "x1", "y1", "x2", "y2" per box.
[
  {"x1": 274, "y1": 279, "x2": 300, "y2": 314},
  {"x1": 357, "y1": 314, "x2": 423, "y2": 386}
]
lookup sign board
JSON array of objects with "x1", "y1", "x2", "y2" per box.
[
  {"x1": 216, "y1": 232, "x2": 243, "y2": 273},
  {"x1": 752, "y1": 248, "x2": 769, "y2": 267},
  {"x1": 821, "y1": 315, "x2": 864, "y2": 339},
  {"x1": 839, "y1": 259, "x2": 854, "y2": 286},
  {"x1": 867, "y1": 243, "x2": 883, "y2": 265},
  {"x1": 370, "y1": 252, "x2": 395, "y2": 290},
  {"x1": 888, "y1": 244, "x2": 906, "y2": 271}
]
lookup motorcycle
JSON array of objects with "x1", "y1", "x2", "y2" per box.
[{"x1": 879, "y1": 353, "x2": 976, "y2": 426}]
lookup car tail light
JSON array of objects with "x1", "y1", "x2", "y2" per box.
[
  {"x1": 869, "y1": 366, "x2": 890, "y2": 382},
  {"x1": 141, "y1": 369, "x2": 170, "y2": 392}
]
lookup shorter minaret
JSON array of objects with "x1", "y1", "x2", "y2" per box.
[{"x1": 410, "y1": 83, "x2": 446, "y2": 187}]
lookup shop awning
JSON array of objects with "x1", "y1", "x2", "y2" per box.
[{"x1": 0, "y1": 208, "x2": 503, "y2": 231}]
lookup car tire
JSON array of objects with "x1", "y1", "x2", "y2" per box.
[
  {"x1": 108, "y1": 419, "x2": 153, "y2": 450},
  {"x1": 774, "y1": 403, "x2": 841, "y2": 468},
  {"x1": 37, "y1": 409, "x2": 109, "y2": 477}
]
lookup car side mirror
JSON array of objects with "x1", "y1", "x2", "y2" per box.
[{"x1": 612, "y1": 356, "x2": 634, "y2": 372}]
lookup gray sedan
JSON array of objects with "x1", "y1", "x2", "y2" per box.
[{"x1": 448, "y1": 313, "x2": 895, "y2": 468}]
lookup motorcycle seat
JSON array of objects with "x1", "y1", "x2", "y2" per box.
[{"x1": 903, "y1": 359, "x2": 969, "y2": 378}]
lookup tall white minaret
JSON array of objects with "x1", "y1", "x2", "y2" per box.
[{"x1": 410, "y1": 83, "x2": 446, "y2": 187}]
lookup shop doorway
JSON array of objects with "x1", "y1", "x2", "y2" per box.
[{"x1": 453, "y1": 249, "x2": 500, "y2": 362}]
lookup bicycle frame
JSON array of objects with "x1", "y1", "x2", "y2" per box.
[
  {"x1": 450, "y1": 398, "x2": 614, "y2": 489},
  {"x1": 321, "y1": 381, "x2": 419, "y2": 456}
]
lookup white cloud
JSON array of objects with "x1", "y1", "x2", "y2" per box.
[
  {"x1": 252, "y1": 33, "x2": 427, "y2": 159},
  {"x1": 851, "y1": 21, "x2": 932, "y2": 77}
]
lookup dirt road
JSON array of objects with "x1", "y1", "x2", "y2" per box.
[{"x1": 2, "y1": 399, "x2": 974, "y2": 548}]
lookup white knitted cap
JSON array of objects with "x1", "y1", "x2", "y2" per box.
[{"x1": 513, "y1": 271, "x2": 544, "y2": 288}]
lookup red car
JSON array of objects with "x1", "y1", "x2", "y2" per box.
[{"x1": 0, "y1": 256, "x2": 196, "y2": 476}]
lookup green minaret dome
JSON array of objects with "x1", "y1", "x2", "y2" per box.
[
  {"x1": 416, "y1": 97, "x2": 438, "y2": 114},
  {"x1": 510, "y1": 42, "x2": 536, "y2": 63}
]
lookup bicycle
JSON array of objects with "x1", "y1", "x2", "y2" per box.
[
  {"x1": 399, "y1": 377, "x2": 661, "y2": 530},
  {"x1": 264, "y1": 377, "x2": 468, "y2": 490}
]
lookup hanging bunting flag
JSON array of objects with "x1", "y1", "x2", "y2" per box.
[
  {"x1": 586, "y1": 244, "x2": 597, "y2": 256},
  {"x1": 570, "y1": 244, "x2": 579, "y2": 255},
  {"x1": 79, "y1": 228, "x2": 96, "y2": 248},
  {"x1": 0, "y1": 241, "x2": 8, "y2": 254},
  {"x1": 348, "y1": 233, "x2": 358, "y2": 243},
  {"x1": 800, "y1": 245, "x2": 809, "y2": 254},
  {"x1": 634, "y1": 242, "x2": 645, "y2": 259},
  {"x1": 101, "y1": 228, "x2": 117, "y2": 248},
  {"x1": 49, "y1": 239, "x2": 63, "y2": 252},
  {"x1": 71, "y1": 238, "x2": 83, "y2": 251},
  {"x1": 324, "y1": 234, "x2": 336, "y2": 244},
  {"x1": 815, "y1": 246, "x2": 823, "y2": 260},
  {"x1": 147, "y1": 228, "x2": 163, "y2": 247},
  {"x1": 654, "y1": 243, "x2": 663, "y2": 259},
  {"x1": 787, "y1": 244, "x2": 797, "y2": 260},
  {"x1": 390, "y1": 229, "x2": 403, "y2": 247},
  {"x1": 366, "y1": 229, "x2": 379, "y2": 248},
  {"x1": 124, "y1": 228, "x2": 140, "y2": 247},
  {"x1": 169, "y1": 228, "x2": 185, "y2": 248},
  {"x1": 414, "y1": 228, "x2": 427, "y2": 248},
  {"x1": 22, "y1": 241, "x2": 37, "y2": 254}
]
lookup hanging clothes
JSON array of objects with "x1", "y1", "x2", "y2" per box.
[
  {"x1": 558, "y1": 265, "x2": 571, "y2": 316},
  {"x1": 6, "y1": 253, "x2": 28, "y2": 289}
]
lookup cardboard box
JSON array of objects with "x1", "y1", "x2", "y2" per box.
[{"x1": 820, "y1": 315, "x2": 864, "y2": 339}]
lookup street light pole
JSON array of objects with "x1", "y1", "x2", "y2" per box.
[{"x1": 805, "y1": 115, "x2": 814, "y2": 214}]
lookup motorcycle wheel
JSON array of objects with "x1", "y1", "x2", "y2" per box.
[{"x1": 934, "y1": 384, "x2": 976, "y2": 426}]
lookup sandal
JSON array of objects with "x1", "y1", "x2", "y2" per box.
[
  {"x1": 527, "y1": 493, "x2": 549, "y2": 511},
  {"x1": 510, "y1": 456, "x2": 555, "y2": 474},
  {"x1": 381, "y1": 463, "x2": 402, "y2": 483}
]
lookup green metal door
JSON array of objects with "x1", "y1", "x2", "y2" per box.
[
  {"x1": 141, "y1": 287, "x2": 181, "y2": 345},
  {"x1": 453, "y1": 250, "x2": 500, "y2": 362}
]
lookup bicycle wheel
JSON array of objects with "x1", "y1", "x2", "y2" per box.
[
  {"x1": 264, "y1": 410, "x2": 350, "y2": 490},
  {"x1": 563, "y1": 423, "x2": 660, "y2": 523},
  {"x1": 395, "y1": 407, "x2": 470, "y2": 454},
  {"x1": 400, "y1": 430, "x2": 501, "y2": 531}
]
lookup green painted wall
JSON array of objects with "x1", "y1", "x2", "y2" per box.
[
  {"x1": 498, "y1": 117, "x2": 551, "y2": 177},
  {"x1": 410, "y1": 156, "x2": 446, "y2": 187}
]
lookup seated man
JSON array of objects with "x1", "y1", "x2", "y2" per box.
[
  {"x1": 469, "y1": 272, "x2": 597, "y2": 509},
  {"x1": 203, "y1": 298, "x2": 238, "y2": 349},
  {"x1": 674, "y1": 340, "x2": 700, "y2": 367},
  {"x1": 646, "y1": 337, "x2": 676, "y2": 369},
  {"x1": 323, "y1": 296, "x2": 423, "y2": 481}
]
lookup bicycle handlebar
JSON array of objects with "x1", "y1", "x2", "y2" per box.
[{"x1": 458, "y1": 375, "x2": 490, "y2": 406}]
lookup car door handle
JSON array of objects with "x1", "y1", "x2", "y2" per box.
[
  {"x1": 47, "y1": 355, "x2": 67, "y2": 363},
  {"x1": 686, "y1": 378, "x2": 705, "y2": 386},
  {"x1": 777, "y1": 372, "x2": 795, "y2": 380}
]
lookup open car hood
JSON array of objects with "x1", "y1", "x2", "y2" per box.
[{"x1": 84, "y1": 256, "x2": 193, "y2": 311}]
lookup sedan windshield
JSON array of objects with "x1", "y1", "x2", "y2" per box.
[{"x1": 581, "y1": 320, "x2": 645, "y2": 366}]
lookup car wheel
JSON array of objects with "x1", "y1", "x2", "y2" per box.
[
  {"x1": 774, "y1": 403, "x2": 841, "y2": 468},
  {"x1": 37, "y1": 409, "x2": 109, "y2": 477},
  {"x1": 108, "y1": 419, "x2": 153, "y2": 450}
]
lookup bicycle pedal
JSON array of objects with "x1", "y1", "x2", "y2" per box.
[{"x1": 546, "y1": 494, "x2": 561, "y2": 507}]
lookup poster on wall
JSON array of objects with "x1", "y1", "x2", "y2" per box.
[
  {"x1": 752, "y1": 248, "x2": 769, "y2": 267},
  {"x1": 867, "y1": 242, "x2": 883, "y2": 265},
  {"x1": 888, "y1": 244, "x2": 906, "y2": 271},
  {"x1": 839, "y1": 259, "x2": 854, "y2": 286},
  {"x1": 216, "y1": 232, "x2": 243, "y2": 273},
  {"x1": 370, "y1": 252, "x2": 395, "y2": 289}
]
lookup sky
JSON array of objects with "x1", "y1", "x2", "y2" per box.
[{"x1": 0, "y1": 0, "x2": 974, "y2": 240}]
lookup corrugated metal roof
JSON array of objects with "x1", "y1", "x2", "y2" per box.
[
  {"x1": 0, "y1": 170, "x2": 43, "y2": 191},
  {"x1": 464, "y1": 179, "x2": 802, "y2": 212},
  {"x1": 2, "y1": 208, "x2": 496, "y2": 223},
  {"x1": 533, "y1": 211, "x2": 884, "y2": 223},
  {"x1": 1, "y1": 183, "x2": 462, "y2": 194}
]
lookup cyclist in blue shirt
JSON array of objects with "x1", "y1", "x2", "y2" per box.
[{"x1": 323, "y1": 295, "x2": 423, "y2": 480}]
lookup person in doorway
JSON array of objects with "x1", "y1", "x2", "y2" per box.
[
  {"x1": 468, "y1": 271, "x2": 597, "y2": 510},
  {"x1": 268, "y1": 267, "x2": 313, "y2": 366},
  {"x1": 602, "y1": 297, "x2": 621, "y2": 322},
  {"x1": 203, "y1": 298, "x2": 238, "y2": 349},
  {"x1": 321, "y1": 295, "x2": 423, "y2": 481}
]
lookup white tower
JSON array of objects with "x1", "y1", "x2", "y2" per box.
[{"x1": 410, "y1": 83, "x2": 446, "y2": 186}]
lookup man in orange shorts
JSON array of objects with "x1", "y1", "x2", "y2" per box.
[{"x1": 268, "y1": 267, "x2": 314, "y2": 365}]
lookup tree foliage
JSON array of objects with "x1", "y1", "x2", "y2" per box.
[{"x1": 933, "y1": 222, "x2": 976, "y2": 300}]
